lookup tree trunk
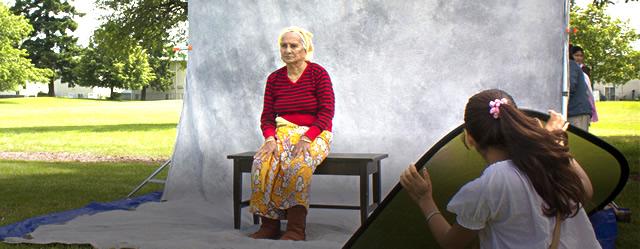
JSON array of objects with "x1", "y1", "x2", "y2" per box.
[
  {"x1": 110, "y1": 86, "x2": 114, "y2": 100},
  {"x1": 48, "y1": 78, "x2": 55, "y2": 97},
  {"x1": 141, "y1": 85, "x2": 147, "y2": 101}
]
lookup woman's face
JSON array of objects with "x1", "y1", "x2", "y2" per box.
[
  {"x1": 280, "y1": 32, "x2": 307, "y2": 64},
  {"x1": 573, "y1": 51, "x2": 584, "y2": 64}
]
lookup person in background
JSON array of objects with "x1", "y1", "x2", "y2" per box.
[
  {"x1": 567, "y1": 44, "x2": 593, "y2": 131},
  {"x1": 571, "y1": 45, "x2": 598, "y2": 123}
]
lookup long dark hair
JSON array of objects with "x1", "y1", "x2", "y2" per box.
[
  {"x1": 464, "y1": 89, "x2": 587, "y2": 219},
  {"x1": 571, "y1": 45, "x2": 592, "y2": 77}
]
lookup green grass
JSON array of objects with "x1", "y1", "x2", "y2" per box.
[
  {"x1": 0, "y1": 160, "x2": 166, "y2": 249},
  {"x1": 0, "y1": 98, "x2": 638, "y2": 248},
  {"x1": 590, "y1": 101, "x2": 640, "y2": 136},
  {"x1": 589, "y1": 101, "x2": 640, "y2": 248},
  {"x1": 0, "y1": 97, "x2": 181, "y2": 157},
  {"x1": 590, "y1": 101, "x2": 640, "y2": 174}
]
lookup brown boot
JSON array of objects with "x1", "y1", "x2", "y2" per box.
[
  {"x1": 249, "y1": 216, "x2": 281, "y2": 239},
  {"x1": 280, "y1": 205, "x2": 307, "y2": 241}
]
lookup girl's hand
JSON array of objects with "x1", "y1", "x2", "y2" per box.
[
  {"x1": 400, "y1": 164, "x2": 434, "y2": 208},
  {"x1": 545, "y1": 110, "x2": 569, "y2": 132}
]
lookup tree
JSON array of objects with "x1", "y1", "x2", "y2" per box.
[
  {"x1": 570, "y1": 4, "x2": 640, "y2": 85},
  {"x1": 590, "y1": 0, "x2": 639, "y2": 8},
  {"x1": 630, "y1": 51, "x2": 640, "y2": 78},
  {"x1": 143, "y1": 47, "x2": 176, "y2": 100},
  {"x1": 10, "y1": 0, "x2": 82, "y2": 96},
  {"x1": 96, "y1": 0, "x2": 186, "y2": 52},
  {"x1": 0, "y1": 3, "x2": 52, "y2": 92},
  {"x1": 96, "y1": 0, "x2": 187, "y2": 100},
  {"x1": 74, "y1": 22, "x2": 156, "y2": 99}
]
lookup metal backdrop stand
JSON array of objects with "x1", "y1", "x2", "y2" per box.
[
  {"x1": 127, "y1": 159, "x2": 171, "y2": 198},
  {"x1": 562, "y1": 0, "x2": 570, "y2": 118}
]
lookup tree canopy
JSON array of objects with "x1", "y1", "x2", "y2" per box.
[
  {"x1": 10, "y1": 0, "x2": 82, "y2": 96},
  {"x1": 570, "y1": 4, "x2": 640, "y2": 85},
  {"x1": 75, "y1": 21, "x2": 155, "y2": 99},
  {"x1": 0, "y1": 3, "x2": 52, "y2": 92},
  {"x1": 96, "y1": 0, "x2": 187, "y2": 53},
  {"x1": 590, "y1": 0, "x2": 639, "y2": 7},
  {"x1": 95, "y1": 0, "x2": 186, "y2": 100}
]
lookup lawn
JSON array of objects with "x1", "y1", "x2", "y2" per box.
[
  {"x1": 0, "y1": 160, "x2": 165, "y2": 249},
  {"x1": 0, "y1": 97, "x2": 181, "y2": 158},
  {"x1": 0, "y1": 161, "x2": 166, "y2": 227},
  {"x1": 590, "y1": 101, "x2": 640, "y2": 248},
  {"x1": 0, "y1": 98, "x2": 637, "y2": 248}
]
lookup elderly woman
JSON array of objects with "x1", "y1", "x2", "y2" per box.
[{"x1": 249, "y1": 26, "x2": 335, "y2": 241}]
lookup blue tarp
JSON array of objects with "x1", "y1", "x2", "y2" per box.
[{"x1": 0, "y1": 192, "x2": 162, "y2": 241}]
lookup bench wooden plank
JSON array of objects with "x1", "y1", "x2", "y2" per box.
[
  {"x1": 228, "y1": 152, "x2": 388, "y2": 162},
  {"x1": 229, "y1": 151, "x2": 388, "y2": 229}
]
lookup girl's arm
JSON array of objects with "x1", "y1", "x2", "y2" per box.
[
  {"x1": 571, "y1": 159, "x2": 594, "y2": 201},
  {"x1": 400, "y1": 165, "x2": 478, "y2": 249},
  {"x1": 544, "y1": 110, "x2": 593, "y2": 201}
]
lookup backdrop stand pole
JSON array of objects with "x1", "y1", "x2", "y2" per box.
[{"x1": 127, "y1": 159, "x2": 171, "y2": 198}]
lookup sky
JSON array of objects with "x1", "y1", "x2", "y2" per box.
[
  {"x1": 69, "y1": 1, "x2": 110, "y2": 46},
  {"x1": 2, "y1": 0, "x2": 639, "y2": 48}
]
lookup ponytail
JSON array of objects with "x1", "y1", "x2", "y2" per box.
[{"x1": 464, "y1": 89, "x2": 587, "y2": 218}]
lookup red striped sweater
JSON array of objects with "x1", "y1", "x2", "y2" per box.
[{"x1": 260, "y1": 62, "x2": 334, "y2": 140}]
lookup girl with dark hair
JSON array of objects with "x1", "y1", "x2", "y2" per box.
[
  {"x1": 571, "y1": 45, "x2": 599, "y2": 122},
  {"x1": 400, "y1": 89, "x2": 600, "y2": 249},
  {"x1": 567, "y1": 44, "x2": 594, "y2": 131}
]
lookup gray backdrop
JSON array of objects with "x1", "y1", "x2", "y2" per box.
[
  {"x1": 167, "y1": 0, "x2": 563, "y2": 210},
  {"x1": 7, "y1": 1, "x2": 565, "y2": 248}
]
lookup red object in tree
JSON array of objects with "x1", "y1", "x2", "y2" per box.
[
  {"x1": 187, "y1": 44, "x2": 193, "y2": 51},
  {"x1": 172, "y1": 47, "x2": 180, "y2": 52}
]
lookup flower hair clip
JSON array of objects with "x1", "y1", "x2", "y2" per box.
[{"x1": 489, "y1": 98, "x2": 508, "y2": 119}]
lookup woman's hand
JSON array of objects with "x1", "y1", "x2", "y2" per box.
[
  {"x1": 292, "y1": 136, "x2": 311, "y2": 158},
  {"x1": 254, "y1": 136, "x2": 278, "y2": 159},
  {"x1": 545, "y1": 110, "x2": 569, "y2": 132},
  {"x1": 400, "y1": 164, "x2": 434, "y2": 211}
]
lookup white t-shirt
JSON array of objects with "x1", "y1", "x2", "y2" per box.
[{"x1": 446, "y1": 160, "x2": 601, "y2": 249}]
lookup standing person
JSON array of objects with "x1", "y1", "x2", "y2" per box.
[
  {"x1": 571, "y1": 45, "x2": 598, "y2": 122},
  {"x1": 400, "y1": 89, "x2": 601, "y2": 249},
  {"x1": 567, "y1": 44, "x2": 594, "y2": 131},
  {"x1": 249, "y1": 26, "x2": 335, "y2": 241}
]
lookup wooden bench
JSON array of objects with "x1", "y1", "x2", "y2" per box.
[{"x1": 227, "y1": 152, "x2": 388, "y2": 229}]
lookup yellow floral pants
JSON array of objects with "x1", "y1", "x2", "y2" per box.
[{"x1": 249, "y1": 117, "x2": 332, "y2": 220}]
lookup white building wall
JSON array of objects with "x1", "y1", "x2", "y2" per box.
[
  {"x1": 594, "y1": 79, "x2": 640, "y2": 101},
  {"x1": 0, "y1": 82, "x2": 48, "y2": 97},
  {"x1": 54, "y1": 80, "x2": 114, "y2": 99}
]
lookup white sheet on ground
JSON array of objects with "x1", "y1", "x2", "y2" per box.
[{"x1": 4, "y1": 0, "x2": 565, "y2": 248}]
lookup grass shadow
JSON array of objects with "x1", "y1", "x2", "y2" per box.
[{"x1": 0, "y1": 161, "x2": 166, "y2": 227}]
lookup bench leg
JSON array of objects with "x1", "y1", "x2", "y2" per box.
[
  {"x1": 233, "y1": 160, "x2": 242, "y2": 229},
  {"x1": 373, "y1": 161, "x2": 381, "y2": 206},
  {"x1": 360, "y1": 169, "x2": 369, "y2": 225}
]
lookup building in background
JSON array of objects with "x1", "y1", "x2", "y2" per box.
[
  {"x1": 0, "y1": 59, "x2": 186, "y2": 100},
  {"x1": 593, "y1": 79, "x2": 640, "y2": 101},
  {"x1": 127, "y1": 58, "x2": 186, "y2": 100},
  {"x1": 0, "y1": 82, "x2": 48, "y2": 97}
]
